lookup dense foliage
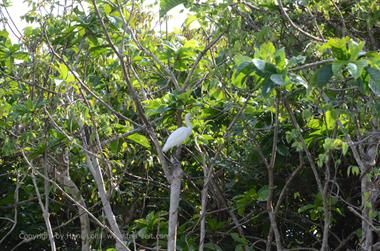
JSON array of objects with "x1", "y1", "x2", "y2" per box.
[{"x1": 0, "y1": 0, "x2": 380, "y2": 250}]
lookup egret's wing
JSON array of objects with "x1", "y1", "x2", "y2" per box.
[{"x1": 162, "y1": 127, "x2": 189, "y2": 152}]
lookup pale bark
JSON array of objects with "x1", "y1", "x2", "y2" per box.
[
  {"x1": 167, "y1": 164, "x2": 184, "y2": 251},
  {"x1": 55, "y1": 171, "x2": 90, "y2": 251},
  {"x1": 86, "y1": 155, "x2": 127, "y2": 251},
  {"x1": 199, "y1": 163, "x2": 211, "y2": 251},
  {"x1": 266, "y1": 95, "x2": 283, "y2": 251}
]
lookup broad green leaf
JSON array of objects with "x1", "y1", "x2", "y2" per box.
[
  {"x1": 204, "y1": 243, "x2": 223, "y2": 251},
  {"x1": 257, "y1": 186, "x2": 269, "y2": 201},
  {"x1": 270, "y1": 74, "x2": 285, "y2": 85},
  {"x1": 127, "y1": 134, "x2": 150, "y2": 149},
  {"x1": 234, "y1": 54, "x2": 252, "y2": 65},
  {"x1": 325, "y1": 110, "x2": 336, "y2": 130},
  {"x1": 367, "y1": 67, "x2": 380, "y2": 96},
  {"x1": 104, "y1": 4, "x2": 112, "y2": 15},
  {"x1": 23, "y1": 26, "x2": 33, "y2": 36},
  {"x1": 275, "y1": 48, "x2": 286, "y2": 70},
  {"x1": 262, "y1": 79, "x2": 275, "y2": 97},
  {"x1": 288, "y1": 55, "x2": 306, "y2": 67},
  {"x1": 348, "y1": 40, "x2": 365, "y2": 61},
  {"x1": 314, "y1": 64, "x2": 333, "y2": 86},
  {"x1": 230, "y1": 233, "x2": 246, "y2": 244},
  {"x1": 235, "y1": 245, "x2": 244, "y2": 251},
  {"x1": 277, "y1": 144, "x2": 290, "y2": 156},
  {"x1": 323, "y1": 138, "x2": 335, "y2": 151},
  {"x1": 342, "y1": 142, "x2": 348, "y2": 156},
  {"x1": 252, "y1": 58, "x2": 266, "y2": 72},
  {"x1": 0, "y1": 102, "x2": 11, "y2": 118},
  {"x1": 58, "y1": 63, "x2": 68, "y2": 79},
  {"x1": 317, "y1": 153, "x2": 327, "y2": 167},
  {"x1": 160, "y1": 0, "x2": 188, "y2": 18},
  {"x1": 368, "y1": 79, "x2": 380, "y2": 96},
  {"x1": 184, "y1": 15, "x2": 197, "y2": 27},
  {"x1": 347, "y1": 165, "x2": 360, "y2": 176},
  {"x1": 320, "y1": 37, "x2": 350, "y2": 60},
  {"x1": 0, "y1": 30, "x2": 9, "y2": 39},
  {"x1": 346, "y1": 63, "x2": 359, "y2": 79},
  {"x1": 298, "y1": 204, "x2": 315, "y2": 213},
  {"x1": 332, "y1": 61, "x2": 346, "y2": 76},
  {"x1": 289, "y1": 74, "x2": 308, "y2": 88},
  {"x1": 255, "y1": 41, "x2": 276, "y2": 61},
  {"x1": 235, "y1": 61, "x2": 254, "y2": 76}
]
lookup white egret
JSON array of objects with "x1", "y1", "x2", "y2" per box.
[{"x1": 162, "y1": 113, "x2": 192, "y2": 152}]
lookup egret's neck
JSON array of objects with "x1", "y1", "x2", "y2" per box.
[{"x1": 185, "y1": 116, "x2": 192, "y2": 128}]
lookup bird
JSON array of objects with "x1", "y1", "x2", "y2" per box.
[{"x1": 162, "y1": 113, "x2": 192, "y2": 152}]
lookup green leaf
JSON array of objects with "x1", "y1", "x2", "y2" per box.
[
  {"x1": 367, "y1": 67, "x2": 380, "y2": 96},
  {"x1": 317, "y1": 153, "x2": 327, "y2": 167},
  {"x1": 288, "y1": 55, "x2": 306, "y2": 67},
  {"x1": 347, "y1": 165, "x2": 360, "y2": 176},
  {"x1": 58, "y1": 63, "x2": 69, "y2": 79},
  {"x1": 289, "y1": 74, "x2": 308, "y2": 88},
  {"x1": 323, "y1": 138, "x2": 335, "y2": 151},
  {"x1": 347, "y1": 63, "x2": 359, "y2": 79},
  {"x1": 332, "y1": 61, "x2": 346, "y2": 76},
  {"x1": 234, "y1": 54, "x2": 252, "y2": 65},
  {"x1": 270, "y1": 74, "x2": 285, "y2": 85},
  {"x1": 342, "y1": 142, "x2": 348, "y2": 156},
  {"x1": 298, "y1": 204, "x2": 315, "y2": 213},
  {"x1": 275, "y1": 48, "x2": 286, "y2": 70},
  {"x1": 325, "y1": 110, "x2": 336, "y2": 130},
  {"x1": 262, "y1": 79, "x2": 275, "y2": 97},
  {"x1": 184, "y1": 15, "x2": 197, "y2": 27},
  {"x1": 204, "y1": 243, "x2": 223, "y2": 251},
  {"x1": 257, "y1": 186, "x2": 269, "y2": 201},
  {"x1": 23, "y1": 26, "x2": 34, "y2": 36},
  {"x1": 104, "y1": 4, "x2": 112, "y2": 15},
  {"x1": 314, "y1": 64, "x2": 333, "y2": 86},
  {"x1": 235, "y1": 245, "x2": 244, "y2": 251},
  {"x1": 368, "y1": 78, "x2": 380, "y2": 96},
  {"x1": 320, "y1": 37, "x2": 350, "y2": 60},
  {"x1": 160, "y1": 0, "x2": 188, "y2": 18},
  {"x1": 252, "y1": 58, "x2": 266, "y2": 72},
  {"x1": 255, "y1": 41, "x2": 276, "y2": 61},
  {"x1": 127, "y1": 134, "x2": 150, "y2": 149},
  {"x1": 230, "y1": 233, "x2": 246, "y2": 244},
  {"x1": 235, "y1": 61, "x2": 254, "y2": 76},
  {"x1": 348, "y1": 40, "x2": 365, "y2": 61},
  {"x1": 277, "y1": 144, "x2": 290, "y2": 156}
]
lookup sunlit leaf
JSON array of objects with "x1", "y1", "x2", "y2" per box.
[{"x1": 127, "y1": 134, "x2": 150, "y2": 149}]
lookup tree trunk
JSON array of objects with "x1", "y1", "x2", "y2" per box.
[
  {"x1": 86, "y1": 156, "x2": 127, "y2": 251},
  {"x1": 167, "y1": 164, "x2": 183, "y2": 251},
  {"x1": 55, "y1": 171, "x2": 91, "y2": 251}
]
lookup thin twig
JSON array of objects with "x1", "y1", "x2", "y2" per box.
[
  {"x1": 289, "y1": 59, "x2": 334, "y2": 72},
  {"x1": 276, "y1": 0, "x2": 325, "y2": 42}
]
